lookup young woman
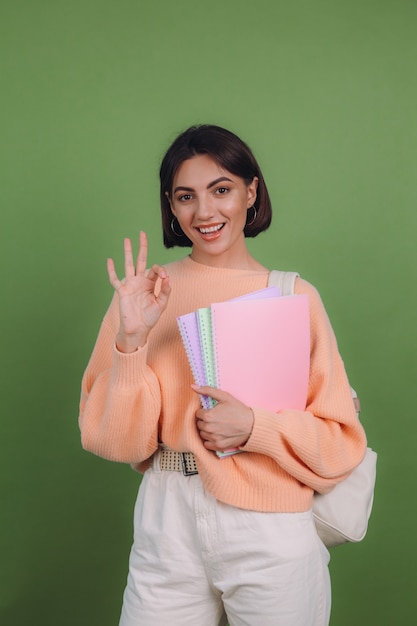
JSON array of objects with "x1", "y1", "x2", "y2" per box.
[{"x1": 79, "y1": 125, "x2": 366, "y2": 626}]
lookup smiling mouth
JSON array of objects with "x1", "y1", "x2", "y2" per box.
[{"x1": 196, "y1": 224, "x2": 225, "y2": 234}]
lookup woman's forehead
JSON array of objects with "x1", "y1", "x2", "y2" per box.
[{"x1": 173, "y1": 154, "x2": 233, "y2": 187}]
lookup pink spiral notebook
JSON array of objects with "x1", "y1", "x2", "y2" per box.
[
  {"x1": 177, "y1": 287, "x2": 310, "y2": 458},
  {"x1": 211, "y1": 294, "x2": 310, "y2": 413},
  {"x1": 177, "y1": 286, "x2": 282, "y2": 408}
]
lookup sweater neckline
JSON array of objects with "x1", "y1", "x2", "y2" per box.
[{"x1": 178, "y1": 254, "x2": 270, "y2": 276}]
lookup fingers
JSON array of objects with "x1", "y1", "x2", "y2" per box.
[
  {"x1": 194, "y1": 385, "x2": 254, "y2": 451},
  {"x1": 146, "y1": 264, "x2": 168, "y2": 281},
  {"x1": 107, "y1": 257, "x2": 121, "y2": 289},
  {"x1": 191, "y1": 385, "x2": 231, "y2": 403},
  {"x1": 135, "y1": 232, "x2": 167, "y2": 283},
  {"x1": 195, "y1": 413, "x2": 217, "y2": 447},
  {"x1": 135, "y1": 231, "x2": 148, "y2": 275},
  {"x1": 195, "y1": 415, "x2": 244, "y2": 451},
  {"x1": 156, "y1": 275, "x2": 171, "y2": 311},
  {"x1": 107, "y1": 233, "x2": 170, "y2": 302},
  {"x1": 124, "y1": 232, "x2": 151, "y2": 278},
  {"x1": 123, "y1": 238, "x2": 136, "y2": 278}
]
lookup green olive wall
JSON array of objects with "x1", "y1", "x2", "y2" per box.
[{"x1": 1, "y1": 1, "x2": 416, "y2": 623}]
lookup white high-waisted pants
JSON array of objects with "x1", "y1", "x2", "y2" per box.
[{"x1": 119, "y1": 453, "x2": 331, "y2": 626}]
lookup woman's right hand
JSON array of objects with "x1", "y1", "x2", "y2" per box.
[{"x1": 107, "y1": 231, "x2": 171, "y2": 353}]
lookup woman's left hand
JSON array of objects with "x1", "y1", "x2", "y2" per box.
[{"x1": 193, "y1": 386, "x2": 254, "y2": 451}]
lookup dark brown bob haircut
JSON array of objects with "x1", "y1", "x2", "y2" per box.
[{"x1": 160, "y1": 124, "x2": 272, "y2": 248}]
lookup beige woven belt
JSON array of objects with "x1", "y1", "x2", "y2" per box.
[{"x1": 158, "y1": 448, "x2": 199, "y2": 476}]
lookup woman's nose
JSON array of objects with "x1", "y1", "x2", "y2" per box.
[{"x1": 195, "y1": 197, "x2": 214, "y2": 220}]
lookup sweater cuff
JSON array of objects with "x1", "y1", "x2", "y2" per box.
[
  {"x1": 111, "y1": 342, "x2": 151, "y2": 388},
  {"x1": 240, "y1": 408, "x2": 280, "y2": 455}
]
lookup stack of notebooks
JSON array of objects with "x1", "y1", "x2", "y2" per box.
[{"x1": 177, "y1": 286, "x2": 310, "y2": 457}]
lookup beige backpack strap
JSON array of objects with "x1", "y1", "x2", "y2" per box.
[{"x1": 268, "y1": 270, "x2": 300, "y2": 296}]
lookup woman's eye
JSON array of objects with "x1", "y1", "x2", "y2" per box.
[
  {"x1": 178, "y1": 194, "x2": 192, "y2": 201},
  {"x1": 215, "y1": 187, "x2": 228, "y2": 195}
]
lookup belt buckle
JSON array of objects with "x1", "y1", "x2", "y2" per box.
[{"x1": 180, "y1": 453, "x2": 198, "y2": 476}]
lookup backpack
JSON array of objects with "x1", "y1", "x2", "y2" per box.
[{"x1": 268, "y1": 270, "x2": 377, "y2": 547}]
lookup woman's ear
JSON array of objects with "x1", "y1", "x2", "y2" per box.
[{"x1": 247, "y1": 176, "x2": 259, "y2": 208}]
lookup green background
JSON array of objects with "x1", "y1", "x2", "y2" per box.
[{"x1": 1, "y1": 0, "x2": 416, "y2": 624}]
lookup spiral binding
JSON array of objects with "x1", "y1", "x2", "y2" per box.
[
  {"x1": 177, "y1": 314, "x2": 214, "y2": 410},
  {"x1": 196, "y1": 308, "x2": 217, "y2": 408}
]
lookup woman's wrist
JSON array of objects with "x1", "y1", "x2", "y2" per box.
[{"x1": 115, "y1": 331, "x2": 148, "y2": 353}]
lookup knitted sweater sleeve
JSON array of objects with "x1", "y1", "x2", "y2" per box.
[
  {"x1": 78, "y1": 294, "x2": 161, "y2": 462},
  {"x1": 240, "y1": 278, "x2": 367, "y2": 494}
]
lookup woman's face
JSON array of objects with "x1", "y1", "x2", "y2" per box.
[{"x1": 169, "y1": 154, "x2": 258, "y2": 267}]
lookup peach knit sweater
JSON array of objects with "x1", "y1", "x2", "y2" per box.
[{"x1": 79, "y1": 255, "x2": 366, "y2": 512}]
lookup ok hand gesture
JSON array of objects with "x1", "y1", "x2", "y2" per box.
[{"x1": 107, "y1": 232, "x2": 171, "y2": 353}]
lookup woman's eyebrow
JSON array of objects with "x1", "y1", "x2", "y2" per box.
[
  {"x1": 207, "y1": 176, "x2": 233, "y2": 189},
  {"x1": 173, "y1": 185, "x2": 194, "y2": 193},
  {"x1": 173, "y1": 176, "x2": 233, "y2": 194}
]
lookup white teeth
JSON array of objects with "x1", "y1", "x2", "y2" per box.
[{"x1": 198, "y1": 224, "x2": 223, "y2": 234}]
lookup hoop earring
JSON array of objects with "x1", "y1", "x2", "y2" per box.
[
  {"x1": 246, "y1": 206, "x2": 257, "y2": 227},
  {"x1": 170, "y1": 217, "x2": 183, "y2": 237}
]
